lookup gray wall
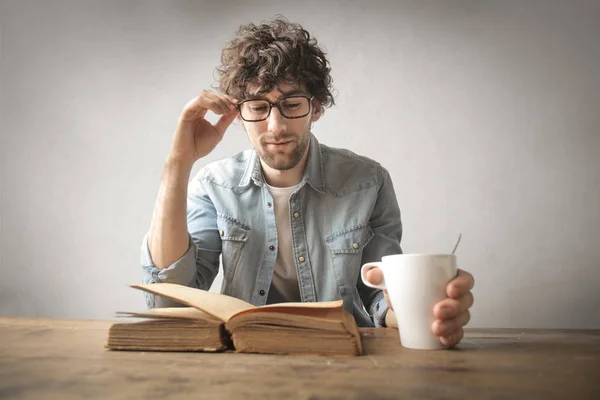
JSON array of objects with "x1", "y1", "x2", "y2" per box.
[{"x1": 1, "y1": 0, "x2": 599, "y2": 329}]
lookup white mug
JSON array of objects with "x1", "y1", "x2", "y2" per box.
[{"x1": 361, "y1": 254, "x2": 457, "y2": 350}]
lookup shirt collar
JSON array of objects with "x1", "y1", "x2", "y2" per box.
[{"x1": 238, "y1": 133, "x2": 325, "y2": 193}]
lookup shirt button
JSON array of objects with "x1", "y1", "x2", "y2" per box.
[
  {"x1": 259, "y1": 289, "x2": 265, "y2": 296},
  {"x1": 219, "y1": 231, "x2": 224, "y2": 237},
  {"x1": 293, "y1": 211, "x2": 300, "y2": 218},
  {"x1": 267, "y1": 202, "x2": 272, "y2": 208},
  {"x1": 352, "y1": 243, "x2": 359, "y2": 249},
  {"x1": 298, "y1": 256, "x2": 305, "y2": 262},
  {"x1": 269, "y1": 245, "x2": 275, "y2": 251}
]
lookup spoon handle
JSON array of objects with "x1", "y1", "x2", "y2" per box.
[{"x1": 452, "y1": 233, "x2": 462, "y2": 255}]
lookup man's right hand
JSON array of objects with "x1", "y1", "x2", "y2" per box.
[
  {"x1": 149, "y1": 90, "x2": 240, "y2": 269},
  {"x1": 169, "y1": 90, "x2": 240, "y2": 167}
]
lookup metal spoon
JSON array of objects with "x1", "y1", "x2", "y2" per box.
[{"x1": 451, "y1": 233, "x2": 462, "y2": 255}]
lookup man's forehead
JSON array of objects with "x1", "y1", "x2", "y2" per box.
[{"x1": 246, "y1": 81, "x2": 307, "y2": 97}]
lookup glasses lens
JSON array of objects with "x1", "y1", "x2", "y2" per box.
[
  {"x1": 279, "y1": 97, "x2": 310, "y2": 118},
  {"x1": 241, "y1": 100, "x2": 270, "y2": 121}
]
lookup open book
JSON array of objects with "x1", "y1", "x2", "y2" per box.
[{"x1": 105, "y1": 283, "x2": 362, "y2": 356}]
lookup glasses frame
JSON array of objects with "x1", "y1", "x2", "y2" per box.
[{"x1": 237, "y1": 95, "x2": 314, "y2": 122}]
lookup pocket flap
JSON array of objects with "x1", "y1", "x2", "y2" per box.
[
  {"x1": 326, "y1": 224, "x2": 374, "y2": 254},
  {"x1": 216, "y1": 214, "x2": 250, "y2": 242}
]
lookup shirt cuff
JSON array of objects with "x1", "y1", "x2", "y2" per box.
[
  {"x1": 140, "y1": 233, "x2": 197, "y2": 308},
  {"x1": 371, "y1": 291, "x2": 389, "y2": 328}
]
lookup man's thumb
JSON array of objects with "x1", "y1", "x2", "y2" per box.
[{"x1": 214, "y1": 109, "x2": 238, "y2": 137}]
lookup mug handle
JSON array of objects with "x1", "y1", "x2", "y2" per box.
[{"x1": 361, "y1": 262, "x2": 386, "y2": 290}]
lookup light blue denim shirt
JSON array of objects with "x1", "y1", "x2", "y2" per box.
[{"x1": 141, "y1": 134, "x2": 403, "y2": 327}]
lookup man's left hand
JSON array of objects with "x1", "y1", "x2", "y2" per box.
[
  {"x1": 431, "y1": 269, "x2": 474, "y2": 346},
  {"x1": 365, "y1": 268, "x2": 475, "y2": 347}
]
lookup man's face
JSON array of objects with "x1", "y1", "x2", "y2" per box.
[{"x1": 240, "y1": 82, "x2": 321, "y2": 171}]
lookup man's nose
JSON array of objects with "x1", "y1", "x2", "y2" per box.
[{"x1": 267, "y1": 106, "x2": 287, "y2": 134}]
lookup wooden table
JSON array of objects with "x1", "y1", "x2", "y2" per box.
[{"x1": 0, "y1": 317, "x2": 599, "y2": 399}]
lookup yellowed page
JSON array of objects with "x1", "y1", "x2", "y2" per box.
[
  {"x1": 259, "y1": 300, "x2": 343, "y2": 309},
  {"x1": 132, "y1": 283, "x2": 255, "y2": 322},
  {"x1": 232, "y1": 300, "x2": 344, "y2": 319},
  {"x1": 116, "y1": 307, "x2": 221, "y2": 322}
]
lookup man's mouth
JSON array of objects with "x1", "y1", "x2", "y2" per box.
[{"x1": 265, "y1": 140, "x2": 293, "y2": 149}]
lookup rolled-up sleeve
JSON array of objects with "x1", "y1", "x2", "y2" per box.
[
  {"x1": 140, "y1": 173, "x2": 222, "y2": 308},
  {"x1": 141, "y1": 233, "x2": 198, "y2": 308},
  {"x1": 370, "y1": 292, "x2": 389, "y2": 328}
]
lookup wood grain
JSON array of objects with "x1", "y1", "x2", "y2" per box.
[{"x1": 1, "y1": 317, "x2": 599, "y2": 399}]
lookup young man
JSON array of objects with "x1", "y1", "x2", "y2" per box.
[{"x1": 142, "y1": 18, "x2": 474, "y2": 346}]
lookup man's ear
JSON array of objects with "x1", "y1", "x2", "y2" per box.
[{"x1": 311, "y1": 101, "x2": 323, "y2": 122}]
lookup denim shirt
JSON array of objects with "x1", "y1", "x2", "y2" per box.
[{"x1": 141, "y1": 134, "x2": 403, "y2": 327}]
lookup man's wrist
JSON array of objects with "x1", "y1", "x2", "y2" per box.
[{"x1": 165, "y1": 154, "x2": 195, "y2": 173}]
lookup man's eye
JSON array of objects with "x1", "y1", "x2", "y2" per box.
[
  {"x1": 250, "y1": 105, "x2": 268, "y2": 112},
  {"x1": 283, "y1": 103, "x2": 301, "y2": 109}
]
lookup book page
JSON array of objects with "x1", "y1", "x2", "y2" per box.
[
  {"x1": 116, "y1": 307, "x2": 222, "y2": 322},
  {"x1": 132, "y1": 283, "x2": 256, "y2": 322},
  {"x1": 234, "y1": 300, "x2": 344, "y2": 319},
  {"x1": 259, "y1": 300, "x2": 343, "y2": 309}
]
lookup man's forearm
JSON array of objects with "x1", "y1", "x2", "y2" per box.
[{"x1": 148, "y1": 158, "x2": 194, "y2": 269}]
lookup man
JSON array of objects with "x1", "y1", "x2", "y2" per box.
[{"x1": 142, "y1": 18, "x2": 474, "y2": 346}]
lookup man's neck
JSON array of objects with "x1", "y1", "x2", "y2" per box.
[{"x1": 260, "y1": 146, "x2": 310, "y2": 188}]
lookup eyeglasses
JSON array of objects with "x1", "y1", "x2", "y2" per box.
[{"x1": 238, "y1": 95, "x2": 313, "y2": 122}]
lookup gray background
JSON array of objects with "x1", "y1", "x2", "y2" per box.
[{"x1": 1, "y1": 0, "x2": 599, "y2": 329}]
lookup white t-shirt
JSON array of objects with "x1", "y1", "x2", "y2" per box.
[{"x1": 265, "y1": 183, "x2": 301, "y2": 304}]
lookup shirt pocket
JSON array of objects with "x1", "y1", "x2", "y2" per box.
[
  {"x1": 216, "y1": 214, "x2": 250, "y2": 284},
  {"x1": 325, "y1": 223, "x2": 374, "y2": 298}
]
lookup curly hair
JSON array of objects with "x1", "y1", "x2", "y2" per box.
[{"x1": 217, "y1": 17, "x2": 335, "y2": 109}]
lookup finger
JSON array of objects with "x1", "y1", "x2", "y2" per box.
[
  {"x1": 384, "y1": 309, "x2": 397, "y2": 328},
  {"x1": 447, "y1": 269, "x2": 475, "y2": 299},
  {"x1": 365, "y1": 267, "x2": 383, "y2": 286},
  {"x1": 383, "y1": 291, "x2": 394, "y2": 312},
  {"x1": 439, "y1": 328, "x2": 464, "y2": 347},
  {"x1": 211, "y1": 96, "x2": 232, "y2": 115},
  {"x1": 434, "y1": 291, "x2": 474, "y2": 319},
  {"x1": 214, "y1": 108, "x2": 238, "y2": 137},
  {"x1": 183, "y1": 96, "x2": 220, "y2": 119},
  {"x1": 198, "y1": 90, "x2": 231, "y2": 115},
  {"x1": 432, "y1": 310, "x2": 471, "y2": 337},
  {"x1": 213, "y1": 93, "x2": 239, "y2": 113},
  {"x1": 223, "y1": 94, "x2": 241, "y2": 106},
  {"x1": 180, "y1": 97, "x2": 208, "y2": 121}
]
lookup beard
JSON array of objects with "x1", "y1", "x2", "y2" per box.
[{"x1": 256, "y1": 131, "x2": 310, "y2": 170}]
